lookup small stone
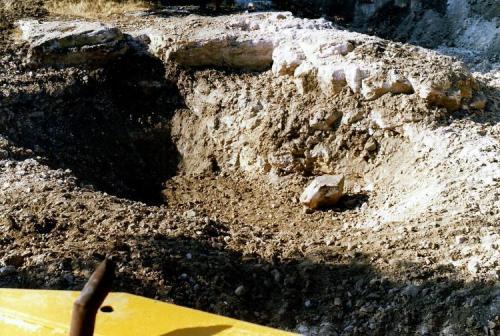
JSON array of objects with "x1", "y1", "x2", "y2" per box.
[
  {"x1": 334, "y1": 297, "x2": 342, "y2": 306},
  {"x1": 304, "y1": 299, "x2": 312, "y2": 308},
  {"x1": 302, "y1": 207, "x2": 314, "y2": 214},
  {"x1": 300, "y1": 175, "x2": 345, "y2": 209},
  {"x1": 467, "y1": 257, "x2": 480, "y2": 274},
  {"x1": 455, "y1": 235, "x2": 466, "y2": 244},
  {"x1": 309, "y1": 106, "x2": 342, "y2": 131},
  {"x1": 184, "y1": 210, "x2": 196, "y2": 219},
  {"x1": 234, "y1": 285, "x2": 245, "y2": 296},
  {"x1": 341, "y1": 109, "x2": 364, "y2": 125},
  {"x1": 402, "y1": 284, "x2": 419, "y2": 298},
  {"x1": 488, "y1": 321, "x2": 496, "y2": 329},
  {"x1": 364, "y1": 138, "x2": 378, "y2": 152}
]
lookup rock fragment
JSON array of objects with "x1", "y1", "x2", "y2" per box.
[
  {"x1": 300, "y1": 175, "x2": 345, "y2": 209},
  {"x1": 17, "y1": 19, "x2": 129, "y2": 66},
  {"x1": 234, "y1": 285, "x2": 245, "y2": 296},
  {"x1": 364, "y1": 138, "x2": 378, "y2": 152},
  {"x1": 309, "y1": 106, "x2": 342, "y2": 131}
]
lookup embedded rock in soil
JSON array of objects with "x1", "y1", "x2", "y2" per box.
[
  {"x1": 167, "y1": 36, "x2": 274, "y2": 71},
  {"x1": 17, "y1": 19, "x2": 129, "y2": 66},
  {"x1": 141, "y1": 12, "x2": 480, "y2": 111},
  {"x1": 300, "y1": 175, "x2": 345, "y2": 209}
]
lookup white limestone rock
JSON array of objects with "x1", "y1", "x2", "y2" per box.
[
  {"x1": 293, "y1": 61, "x2": 317, "y2": 94},
  {"x1": 17, "y1": 19, "x2": 129, "y2": 66},
  {"x1": 272, "y1": 43, "x2": 305, "y2": 75},
  {"x1": 317, "y1": 64, "x2": 347, "y2": 94},
  {"x1": 167, "y1": 36, "x2": 274, "y2": 71},
  {"x1": 361, "y1": 70, "x2": 414, "y2": 100},
  {"x1": 134, "y1": 12, "x2": 479, "y2": 111},
  {"x1": 300, "y1": 175, "x2": 345, "y2": 209},
  {"x1": 345, "y1": 64, "x2": 370, "y2": 94}
]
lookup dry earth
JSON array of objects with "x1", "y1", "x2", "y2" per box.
[{"x1": 0, "y1": 3, "x2": 499, "y2": 335}]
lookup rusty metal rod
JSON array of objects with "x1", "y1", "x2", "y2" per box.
[{"x1": 69, "y1": 259, "x2": 115, "y2": 336}]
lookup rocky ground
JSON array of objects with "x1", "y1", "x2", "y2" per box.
[{"x1": 0, "y1": 2, "x2": 499, "y2": 335}]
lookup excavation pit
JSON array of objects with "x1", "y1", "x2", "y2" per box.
[{"x1": 0, "y1": 7, "x2": 499, "y2": 335}]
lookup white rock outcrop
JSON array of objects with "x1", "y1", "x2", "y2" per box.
[
  {"x1": 300, "y1": 175, "x2": 345, "y2": 209},
  {"x1": 139, "y1": 12, "x2": 478, "y2": 111},
  {"x1": 17, "y1": 20, "x2": 129, "y2": 65}
]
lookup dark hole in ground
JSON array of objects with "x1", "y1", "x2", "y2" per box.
[
  {"x1": 10, "y1": 232, "x2": 499, "y2": 334},
  {"x1": 315, "y1": 193, "x2": 370, "y2": 213},
  {"x1": 0, "y1": 53, "x2": 184, "y2": 204},
  {"x1": 337, "y1": 193, "x2": 370, "y2": 212}
]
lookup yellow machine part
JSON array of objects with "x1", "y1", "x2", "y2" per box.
[{"x1": 0, "y1": 289, "x2": 298, "y2": 336}]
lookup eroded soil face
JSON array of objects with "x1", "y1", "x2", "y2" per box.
[{"x1": 0, "y1": 4, "x2": 499, "y2": 335}]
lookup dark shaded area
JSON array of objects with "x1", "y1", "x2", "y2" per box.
[
  {"x1": 0, "y1": 52, "x2": 184, "y2": 204},
  {"x1": 312, "y1": 194, "x2": 370, "y2": 213},
  {"x1": 273, "y1": 0, "x2": 356, "y2": 22},
  {"x1": 358, "y1": 0, "x2": 449, "y2": 43},
  {"x1": 337, "y1": 193, "x2": 370, "y2": 212},
  {"x1": 151, "y1": 0, "x2": 355, "y2": 21},
  {"x1": 161, "y1": 325, "x2": 231, "y2": 336},
  {"x1": 5, "y1": 231, "x2": 499, "y2": 334}
]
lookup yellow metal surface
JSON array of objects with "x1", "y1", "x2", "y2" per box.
[{"x1": 0, "y1": 289, "x2": 297, "y2": 335}]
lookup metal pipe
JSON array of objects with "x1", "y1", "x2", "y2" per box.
[{"x1": 69, "y1": 259, "x2": 115, "y2": 336}]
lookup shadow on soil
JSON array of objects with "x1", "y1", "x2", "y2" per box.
[
  {"x1": 5, "y1": 228, "x2": 499, "y2": 335},
  {"x1": 0, "y1": 52, "x2": 184, "y2": 204}
]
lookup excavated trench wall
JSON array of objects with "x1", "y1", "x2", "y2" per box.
[
  {"x1": 0, "y1": 50, "x2": 183, "y2": 203},
  {"x1": 9, "y1": 13, "x2": 495, "y2": 225},
  {"x1": 136, "y1": 12, "x2": 481, "y2": 179}
]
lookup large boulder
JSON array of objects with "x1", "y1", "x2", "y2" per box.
[
  {"x1": 17, "y1": 20, "x2": 130, "y2": 66},
  {"x1": 300, "y1": 175, "x2": 345, "y2": 209}
]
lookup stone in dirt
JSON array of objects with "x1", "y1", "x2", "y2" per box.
[
  {"x1": 300, "y1": 175, "x2": 345, "y2": 209},
  {"x1": 17, "y1": 20, "x2": 129, "y2": 66}
]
